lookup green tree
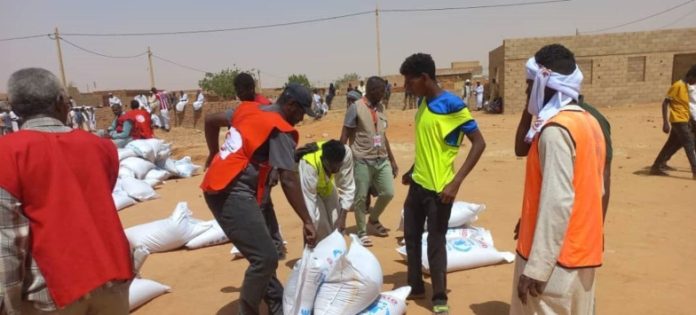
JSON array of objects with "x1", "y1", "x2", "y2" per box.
[
  {"x1": 334, "y1": 73, "x2": 360, "y2": 90},
  {"x1": 198, "y1": 67, "x2": 256, "y2": 100},
  {"x1": 286, "y1": 74, "x2": 312, "y2": 89}
]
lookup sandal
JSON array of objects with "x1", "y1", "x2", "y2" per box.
[
  {"x1": 358, "y1": 234, "x2": 373, "y2": 247},
  {"x1": 433, "y1": 305, "x2": 450, "y2": 315},
  {"x1": 368, "y1": 221, "x2": 390, "y2": 237}
]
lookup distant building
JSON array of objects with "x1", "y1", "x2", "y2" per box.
[{"x1": 489, "y1": 27, "x2": 696, "y2": 112}]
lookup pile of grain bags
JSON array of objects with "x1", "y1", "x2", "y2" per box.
[
  {"x1": 113, "y1": 139, "x2": 202, "y2": 211},
  {"x1": 125, "y1": 202, "x2": 214, "y2": 311}
]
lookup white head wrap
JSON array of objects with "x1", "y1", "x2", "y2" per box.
[{"x1": 524, "y1": 57, "x2": 583, "y2": 143}]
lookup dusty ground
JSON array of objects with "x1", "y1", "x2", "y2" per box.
[{"x1": 121, "y1": 103, "x2": 694, "y2": 315}]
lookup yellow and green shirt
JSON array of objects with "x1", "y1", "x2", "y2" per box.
[{"x1": 412, "y1": 91, "x2": 478, "y2": 193}]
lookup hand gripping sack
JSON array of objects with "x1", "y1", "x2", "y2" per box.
[
  {"x1": 185, "y1": 220, "x2": 229, "y2": 249},
  {"x1": 357, "y1": 286, "x2": 411, "y2": 315},
  {"x1": 129, "y1": 278, "x2": 170, "y2": 311},
  {"x1": 125, "y1": 202, "x2": 212, "y2": 253},
  {"x1": 313, "y1": 234, "x2": 383, "y2": 315},
  {"x1": 283, "y1": 230, "x2": 347, "y2": 315}
]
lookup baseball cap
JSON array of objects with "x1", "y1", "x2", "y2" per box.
[{"x1": 281, "y1": 83, "x2": 316, "y2": 117}]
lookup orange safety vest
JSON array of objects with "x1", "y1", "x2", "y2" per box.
[
  {"x1": 200, "y1": 102, "x2": 298, "y2": 203},
  {"x1": 517, "y1": 109, "x2": 606, "y2": 268}
]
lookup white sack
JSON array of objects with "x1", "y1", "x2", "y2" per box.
[
  {"x1": 357, "y1": 286, "x2": 411, "y2": 315},
  {"x1": 314, "y1": 234, "x2": 383, "y2": 315},
  {"x1": 129, "y1": 278, "x2": 170, "y2": 311},
  {"x1": 118, "y1": 167, "x2": 136, "y2": 179},
  {"x1": 120, "y1": 157, "x2": 156, "y2": 179},
  {"x1": 126, "y1": 139, "x2": 165, "y2": 162},
  {"x1": 119, "y1": 177, "x2": 158, "y2": 201},
  {"x1": 185, "y1": 220, "x2": 229, "y2": 249},
  {"x1": 396, "y1": 227, "x2": 514, "y2": 273},
  {"x1": 112, "y1": 191, "x2": 136, "y2": 211},
  {"x1": 125, "y1": 202, "x2": 212, "y2": 253},
  {"x1": 397, "y1": 201, "x2": 486, "y2": 231},
  {"x1": 283, "y1": 230, "x2": 347, "y2": 315},
  {"x1": 145, "y1": 168, "x2": 171, "y2": 182},
  {"x1": 132, "y1": 245, "x2": 150, "y2": 275},
  {"x1": 118, "y1": 148, "x2": 137, "y2": 161}
]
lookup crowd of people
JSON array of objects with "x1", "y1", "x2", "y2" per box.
[{"x1": 1, "y1": 42, "x2": 695, "y2": 315}]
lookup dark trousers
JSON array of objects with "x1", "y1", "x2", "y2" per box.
[
  {"x1": 403, "y1": 182, "x2": 453, "y2": 305},
  {"x1": 204, "y1": 192, "x2": 283, "y2": 315},
  {"x1": 261, "y1": 198, "x2": 285, "y2": 259},
  {"x1": 652, "y1": 122, "x2": 696, "y2": 173}
]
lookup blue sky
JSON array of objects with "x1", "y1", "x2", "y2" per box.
[{"x1": 1, "y1": 0, "x2": 694, "y2": 92}]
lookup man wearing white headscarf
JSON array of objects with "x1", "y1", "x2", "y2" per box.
[{"x1": 511, "y1": 44, "x2": 607, "y2": 315}]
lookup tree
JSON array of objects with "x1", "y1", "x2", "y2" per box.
[
  {"x1": 198, "y1": 67, "x2": 256, "y2": 100},
  {"x1": 286, "y1": 74, "x2": 312, "y2": 90},
  {"x1": 334, "y1": 73, "x2": 360, "y2": 90}
]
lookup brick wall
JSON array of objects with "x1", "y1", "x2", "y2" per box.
[{"x1": 493, "y1": 27, "x2": 696, "y2": 113}]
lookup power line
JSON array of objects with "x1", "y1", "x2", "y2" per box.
[
  {"x1": 659, "y1": 2, "x2": 696, "y2": 29},
  {"x1": 151, "y1": 54, "x2": 210, "y2": 73},
  {"x1": 382, "y1": 0, "x2": 570, "y2": 13},
  {"x1": 29, "y1": 0, "x2": 570, "y2": 38},
  {"x1": 0, "y1": 33, "x2": 49, "y2": 42},
  {"x1": 585, "y1": 0, "x2": 696, "y2": 34},
  {"x1": 56, "y1": 36, "x2": 148, "y2": 59},
  {"x1": 61, "y1": 10, "x2": 373, "y2": 37}
]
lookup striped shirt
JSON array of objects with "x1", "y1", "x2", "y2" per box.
[{"x1": 157, "y1": 92, "x2": 170, "y2": 111}]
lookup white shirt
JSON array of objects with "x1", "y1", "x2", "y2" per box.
[
  {"x1": 195, "y1": 93, "x2": 205, "y2": 103},
  {"x1": 179, "y1": 94, "x2": 188, "y2": 103},
  {"x1": 108, "y1": 96, "x2": 122, "y2": 107}
]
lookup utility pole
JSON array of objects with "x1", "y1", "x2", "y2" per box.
[
  {"x1": 147, "y1": 47, "x2": 156, "y2": 88},
  {"x1": 375, "y1": 4, "x2": 382, "y2": 76},
  {"x1": 54, "y1": 27, "x2": 67, "y2": 88},
  {"x1": 257, "y1": 69, "x2": 262, "y2": 90}
]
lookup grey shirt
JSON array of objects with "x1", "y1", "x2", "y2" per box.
[{"x1": 224, "y1": 104, "x2": 297, "y2": 197}]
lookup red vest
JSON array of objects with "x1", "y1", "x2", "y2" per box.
[
  {"x1": 0, "y1": 130, "x2": 133, "y2": 308},
  {"x1": 123, "y1": 109, "x2": 154, "y2": 139},
  {"x1": 517, "y1": 110, "x2": 606, "y2": 268},
  {"x1": 200, "y1": 102, "x2": 298, "y2": 203},
  {"x1": 115, "y1": 114, "x2": 131, "y2": 133}
]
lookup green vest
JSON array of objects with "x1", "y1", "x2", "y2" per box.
[
  {"x1": 412, "y1": 98, "x2": 473, "y2": 193},
  {"x1": 301, "y1": 141, "x2": 334, "y2": 197}
]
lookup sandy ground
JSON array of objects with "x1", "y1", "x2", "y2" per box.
[{"x1": 121, "y1": 103, "x2": 695, "y2": 315}]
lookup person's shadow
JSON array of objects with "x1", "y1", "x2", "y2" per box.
[
  {"x1": 469, "y1": 301, "x2": 510, "y2": 315},
  {"x1": 217, "y1": 300, "x2": 271, "y2": 315}
]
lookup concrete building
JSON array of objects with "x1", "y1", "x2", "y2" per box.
[
  {"x1": 383, "y1": 60, "x2": 484, "y2": 93},
  {"x1": 489, "y1": 27, "x2": 696, "y2": 113}
]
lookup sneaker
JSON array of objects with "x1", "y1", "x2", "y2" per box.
[
  {"x1": 433, "y1": 304, "x2": 450, "y2": 315},
  {"x1": 649, "y1": 167, "x2": 669, "y2": 176}
]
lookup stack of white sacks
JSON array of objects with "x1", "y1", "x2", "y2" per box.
[
  {"x1": 124, "y1": 202, "x2": 232, "y2": 311},
  {"x1": 396, "y1": 201, "x2": 515, "y2": 273},
  {"x1": 284, "y1": 231, "x2": 411, "y2": 315},
  {"x1": 113, "y1": 139, "x2": 202, "y2": 211}
]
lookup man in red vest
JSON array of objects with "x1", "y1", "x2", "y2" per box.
[
  {"x1": 511, "y1": 45, "x2": 606, "y2": 314},
  {"x1": 201, "y1": 75, "x2": 317, "y2": 315},
  {"x1": 0, "y1": 68, "x2": 133, "y2": 314},
  {"x1": 122, "y1": 99, "x2": 154, "y2": 139}
]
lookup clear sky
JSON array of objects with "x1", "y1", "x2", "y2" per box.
[{"x1": 1, "y1": 0, "x2": 695, "y2": 92}]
